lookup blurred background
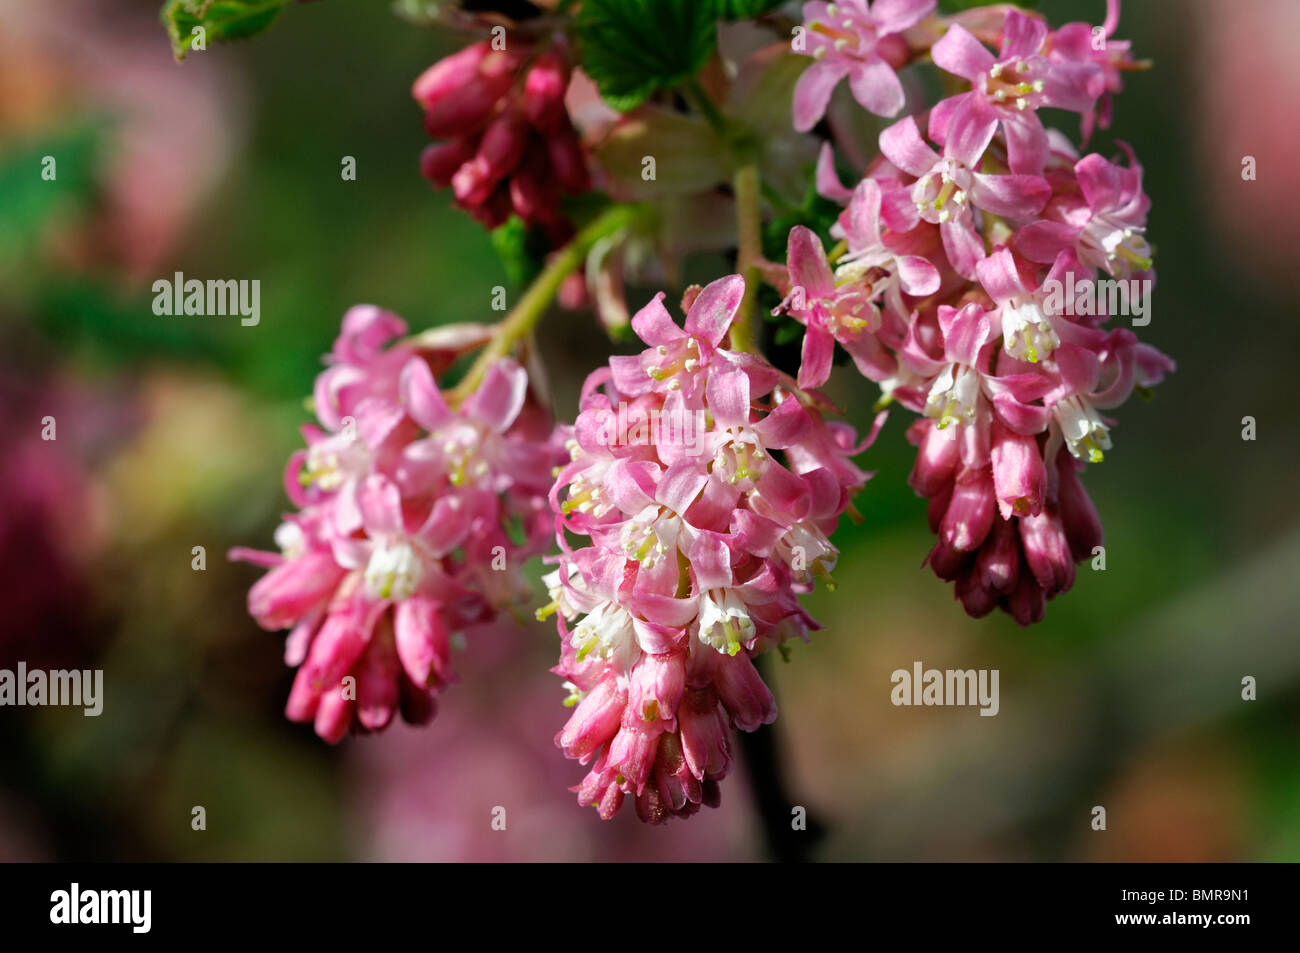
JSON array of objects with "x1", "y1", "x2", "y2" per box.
[{"x1": 0, "y1": 0, "x2": 1296, "y2": 861}]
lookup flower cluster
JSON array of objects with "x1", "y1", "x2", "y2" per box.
[
  {"x1": 543, "y1": 276, "x2": 878, "y2": 821},
  {"x1": 414, "y1": 39, "x2": 590, "y2": 243},
  {"x1": 231, "y1": 306, "x2": 560, "y2": 741},
  {"x1": 776, "y1": 2, "x2": 1173, "y2": 623}
]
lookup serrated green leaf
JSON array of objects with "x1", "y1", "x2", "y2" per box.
[
  {"x1": 577, "y1": 0, "x2": 719, "y2": 112},
  {"x1": 161, "y1": 0, "x2": 291, "y2": 61}
]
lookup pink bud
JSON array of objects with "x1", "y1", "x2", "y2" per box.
[
  {"x1": 956, "y1": 566, "x2": 997, "y2": 617},
  {"x1": 976, "y1": 514, "x2": 1020, "y2": 594},
  {"x1": 990, "y1": 422, "x2": 1045, "y2": 519},
  {"x1": 355, "y1": 634, "x2": 400, "y2": 732},
  {"x1": 411, "y1": 41, "x2": 489, "y2": 110},
  {"x1": 909, "y1": 420, "x2": 961, "y2": 498},
  {"x1": 653, "y1": 731, "x2": 701, "y2": 812},
  {"x1": 940, "y1": 467, "x2": 996, "y2": 553},
  {"x1": 1056, "y1": 450, "x2": 1104, "y2": 562},
  {"x1": 247, "y1": 550, "x2": 344, "y2": 631},
  {"x1": 418, "y1": 47, "x2": 520, "y2": 137},
  {"x1": 1019, "y1": 508, "x2": 1075, "y2": 596},
  {"x1": 508, "y1": 152, "x2": 562, "y2": 225},
  {"x1": 608, "y1": 717, "x2": 663, "y2": 794},
  {"x1": 475, "y1": 111, "x2": 529, "y2": 184},
  {"x1": 557, "y1": 676, "x2": 625, "y2": 761},
  {"x1": 545, "y1": 121, "x2": 590, "y2": 193},
  {"x1": 523, "y1": 50, "x2": 569, "y2": 131},
  {"x1": 712, "y1": 653, "x2": 777, "y2": 732},
  {"x1": 677, "y1": 688, "x2": 731, "y2": 781},
  {"x1": 628, "y1": 652, "x2": 685, "y2": 726},
  {"x1": 313, "y1": 683, "x2": 354, "y2": 744},
  {"x1": 1007, "y1": 571, "x2": 1046, "y2": 626},
  {"x1": 419, "y1": 138, "x2": 478, "y2": 188},
  {"x1": 393, "y1": 596, "x2": 453, "y2": 689}
]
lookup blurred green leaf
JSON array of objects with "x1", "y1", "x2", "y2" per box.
[
  {"x1": 161, "y1": 0, "x2": 291, "y2": 61},
  {"x1": 0, "y1": 125, "x2": 102, "y2": 271},
  {"x1": 577, "y1": 0, "x2": 718, "y2": 111},
  {"x1": 490, "y1": 217, "x2": 547, "y2": 289},
  {"x1": 716, "y1": 0, "x2": 786, "y2": 18}
]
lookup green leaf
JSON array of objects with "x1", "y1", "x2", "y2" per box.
[
  {"x1": 490, "y1": 217, "x2": 547, "y2": 289},
  {"x1": 715, "y1": 0, "x2": 787, "y2": 19},
  {"x1": 577, "y1": 0, "x2": 719, "y2": 112},
  {"x1": 161, "y1": 0, "x2": 291, "y2": 61}
]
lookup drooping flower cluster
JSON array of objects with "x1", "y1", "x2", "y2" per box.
[
  {"x1": 776, "y1": 2, "x2": 1173, "y2": 623},
  {"x1": 543, "y1": 276, "x2": 879, "y2": 821},
  {"x1": 414, "y1": 39, "x2": 591, "y2": 242},
  {"x1": 231, "y1": 306, "x2": 561, "y2": 741}
]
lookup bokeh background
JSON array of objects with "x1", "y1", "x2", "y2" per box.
[{"x1": 1, "y1": 0, "x2": 1297, "y2": 861}]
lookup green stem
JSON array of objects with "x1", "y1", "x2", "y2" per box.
[
  {"x1": 450, "y1": 204, "x2": 643, "y2": 404},
  {"x1": 730, "y1": 162, "x2": 763, "y2": 354},
  {"x1": 683, "y1": 78, "x2": 729, "y2": 139}
]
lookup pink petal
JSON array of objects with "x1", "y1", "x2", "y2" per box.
[
  {"x1": 872, "y1": 0, "x2": 937, "y2": 33},
  {"x1": 397, "y1": 356, "x2": 449, "y2": 431},
  {"x1": 879, "y1": 116, "x2": 939, "y2": 178},
  {"x1": 786, "y1": 226, "x2": 836, "y2": 300},
  {"x1": 940, "y1": 219, "x2": 986, "y2": 279},
  {"x1": 969, "y1": 171, "x2": 1050, "y2": 219},
  {"x1": 705, "y1": 363, "x2": 752, "y2": 429},
  {"x1": 848, "y1": 56, "x2": 906, "y2": 118},
  {"x1": 999, "y1": 10, "x2": 1047, "y2": 60},
  {"x1": 797, "y1": 324, "x2": 836, "y2": 389},
  {"x1": 932, "y1": 24, "x2": 995, "y2": 83},
  {"x1": 753, "y1": 396, "x2": 811, "y2": 450},
  {"x1": 655, "y1": 459, "x2": 709, "y2": 514},
  {"x1": 945, "y1": 96, "x2": 999, "y2": 168},
  {"x1": 464, "y1": 358, "x2": 528, "y2": 432},
  {"x1": 792, "y1": 57, "x2": 851, "y2": 133},
  {"x1": 685, "y1": 274, "x2": 746, "y2": 347},
  {"x1": 1002, "y1": 110, "x2": 1049, "y2": 176},
  {"x1": 630, "y1": 292, "x2": 686, "y2": 347},
  {"x1": 1014, "y1": 220, "x2": 1081, "y2": 264},
  {"x1": 357, "y1": 474, "x2": 404, "y2": 536},
  {"x1": 815, "y1": 142, "x2": 853, "y2": 202},
  {"x1": 896, "y1": 254, "x2": 940, "y2": 295}
]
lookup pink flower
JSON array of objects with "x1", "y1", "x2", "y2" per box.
[
  {"x1": 774, "y1": 185, "x2": 939, "y2": 388},
  {"x1": 1046, "y1": 0, "x2": 1142, "y2": 142},
  {"x1": 792, "y1": 0, "x2": 936, "y2": 131},
  {"x1": 545, "y1": 276, "x2": 876, "y2": 821},
  {"x1": 930, "y1": 10, "x2": 1104, "y2": 174},
  {"x1": 1014, "y1": 144, "x2": 1153, "y2": 278},
  {"x1": 233, "y1": 308, "x2": 561, "y2": 742},
  {"x1": 879, "y1": 111, "x2": 1051, "y2": 277}
]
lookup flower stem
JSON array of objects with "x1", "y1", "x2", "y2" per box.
[
  {"x1": 730, "y1": 162, "x2": 763, "y2": 354},
  {"x1": 450, "y1": 204, "x2": 644, "y2": 404}
]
